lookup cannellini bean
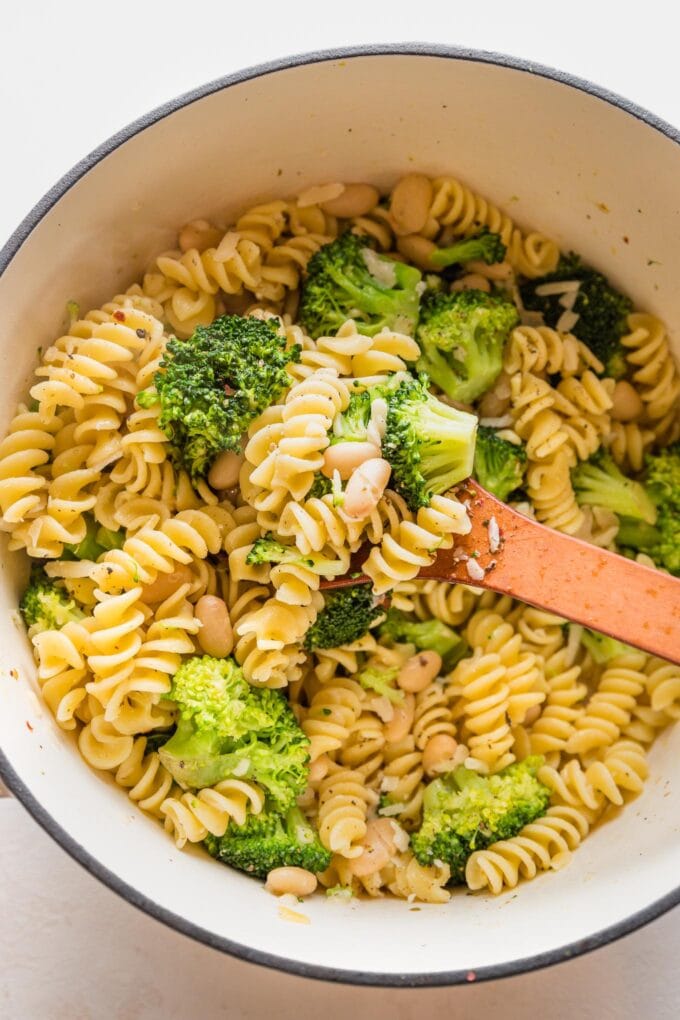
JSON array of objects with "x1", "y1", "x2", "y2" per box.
[
  {"x1": 390, "y1": 174, "x2": 433, "y2": 235},
  {"x1": 141, "y1": 564, "x2": 194, "y2": 604},
  {"x1": 321, "y1": 183, "x2": 380, "y2": 218},
  {"x1": 610, "y1": 380, "x2": 643, "y2": 422},
  {"x1": 349, "y1": 819, "x2": 395, "y2": 877},
  {"x1": 466, "y1": 259, "x2": 513, "y2": 281},
  {"x1": 195, "y1": 596, "x2": 233, "y2": 657},
  {"x1": 208, "y1": 450, "x2": 244, "y2": 490},
  {"x1": 396, "y1": 234, "x2": 437, "y2": 269},
  {"x1": 265, "y1": 867, "x2": 318, "y2": 897},
  {"x1": 384, "y1": 693, "x2": 415, "y2": 743},
  {"x1": 343, "y1": 458, "x2": 391, "y2": 518},
  {"x1": 322, "y1": 441, "x2": 381, "y2": 479},
  {"x1": 397, "y1": 650, "x2": 443, "y2": 692},
  {"x1": 178, "y1": 219, "x2": 223, "y2": 253},
  {"x1": 423, "y1": 734, "x2": 459, "y2": 776},
  {"x1": 451, "y1": 273, "x2": 491, "y2": 293}
]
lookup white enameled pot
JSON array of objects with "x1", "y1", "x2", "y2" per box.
[{"x1": 1, "y1": 45, "x2": 679, "y2": 987}]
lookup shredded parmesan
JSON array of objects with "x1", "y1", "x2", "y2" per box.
[
  {"x1": 466, "y1": 558, "x2": 486, "y2": 581},
  {"x1": 479, "y1": 414, "x2": 514, "y2": 428},
  {"x1": 390, "y1": 821, "x2": 410, "y2": 852},
  {"x1": 380, "y1": 776, "x2": 400, "y2": 793},
  {"x1": 556, "y1": 308, "x2": 580, "y2": 333},
  {"x1": 297, "y1": 182, "x2": 344, "y2": 208},
  {"x1": 362, "y1": 247, "x2": 397, "y2": 287},
  {"x1": 213, "y1": 230, "x2": 240, "y2": 262},
  {"x1": 278, "y1": 905, "x2": 311, "y2": 925},
  {"x1": 534, "y1": 280, "x2": 581, "y2": 297},
  {"x1": 487, "y1": 515, "x2": 500, "y2": 554},
  {"x1": 370, "y1": 695, "x2": 394, "y2": 723},
  {"x1": 378, "y1": 801, "x2": 407, "y2": 817},
  {"x1": 232, "y1": 758, "x2": 250, "y2": 777},
  {"x1": 366, "y1": 397, "x2": 388, "y2": 448}
]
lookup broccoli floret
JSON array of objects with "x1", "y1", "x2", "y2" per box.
[
  {"x1": 245, "y1": 534, "x2": 345, "y2": 579},
  {"x1": 381, "y1": 373, "x2": 478, "y2": 511},
  {"x1": 581, "y1": 628, "x2": 635, "y2": 663},
  {"x1": 430, "y1": 230, "x2": 507, "y2": 269},
  {"x1": 142, "y1": 314, "x2": 300, "y2": 480},
  {"x1": 357, "y1": 664, "x2": 404, "y2": 704},
  {"x1": 411, "y1": 757, "x2": 550, "y2": 883},
  {"x1": 62, "y1": 513, "x2": 124, "y2": 561},
  {"x1": 329, "y1": 388, "x2": 372, "y2": 444},
  {"x1": 19, "y1": 564, "x2": 85, "y2": 635},
  {"x1": 615, "y1": 444, "x2": 680, "y2": 575},
  {"x1": 303, "y1": 584, "x2": 384, "y2": 650},
  {"x1": 472, "y1": 426, "x2": 527, "y2": 502},
  {"x1": 158, "y1": 656, "x2": 309, "y2": 809},
  {"x1": 416, "y1": 289, "x2": 519, "y2": 404},
  {"x1": 379, "y1": 608, "x2": 468, "y2": 672},
  {"x1": 299, "y1": 232, "x2": 422, "y2": 339},
  {"x1": 572, "y1": 451, "x2": 657, "y2": 524},
  {"x1": 520, "y1": 253, "x2": 633, "y2": 378},
  {"x1": 205, "y1": 805, "x2": 331, "y2": 879},
  {"x1": 308, "y1": 473, "x2": 334, "y2": 499}
]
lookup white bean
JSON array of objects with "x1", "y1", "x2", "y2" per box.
[
  {"x1": 384, "y1": 693, "x2": 415, "y2": 743},
  {"x1": 141, "y1": 564, "x2": 194, "y2": 604},
  {"x1": 208, "y1": 450, "x2": 244, "y2": 490},
  {"x1": 265, "y1": 867, "x2": 318, "y2": 897},
  {"x1": 195, "y1": 596, "x2": 233, "y2": 658},
  {"x1": 611, "y1": 380, "x2": 643, "y2": 422},
  {"x1": 342, "y1": 458, "x2": 392, "y2": 519},
  {"x1": 397, "y1": 650, "x2": 443, "y2": 693},
  {"x1": 451, "y1": 273, "x2": 491, "y2": 293},
  {"x1": 422, "y1": 734, "x2": 459, "y2": 776},
  {"x1": 466, "y1": 259, "x2": 513, "y2": 281},
  {"x1": 390, "y1": 174, "x2": 433, "y2": 235},
  {"x1": 322, "y1": 441, "x2": 381, "y2": 479},
  {"x1": 396, "y1": 234, "x2": 437, "y2": 270},
  {"x1": 320, "y1": 183, "x2": 380, "y2": 218}
]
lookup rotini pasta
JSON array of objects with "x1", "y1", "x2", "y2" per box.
[{"x1": 7, "y1": 170, "x2": 679, "y2": 909}]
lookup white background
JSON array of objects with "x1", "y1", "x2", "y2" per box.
[{"x1": 1, "y1": 2, "x2": 679, "y2": 1016}]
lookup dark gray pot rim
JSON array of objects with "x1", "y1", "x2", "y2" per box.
[{"x1": 1, "y1": 42, "x2": 678, "y2": 989}]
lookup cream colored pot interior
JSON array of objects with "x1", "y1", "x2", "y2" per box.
[{"x1": 1, "y1": 52, "x2": 678, "y2": 982}]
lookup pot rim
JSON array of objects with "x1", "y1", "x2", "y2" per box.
[{"x1": 1, "y1": 42, "x2": 678, "y2": 989}]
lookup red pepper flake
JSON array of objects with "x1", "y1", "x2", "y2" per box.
[
  {"x1": 224, "y1": 384, "x2": 235, "y2": 396},
  {"x1": 9, "y1": 668, "x2": 18, "y2": 680},
  {"x1": 113, "y1": 310, "x2": 126, "y2": 322},
  {"x1": 466, "y1": 970, "x2": 477, "y2": 982},
  {"x1": 25, "y1": 720, "x2": 34, "y2": 732}
]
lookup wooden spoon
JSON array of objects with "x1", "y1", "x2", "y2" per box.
[{"x1": 323, "y1": 479, "x2": 680, "y2": 664}]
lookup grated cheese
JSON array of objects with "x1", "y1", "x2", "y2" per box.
[
  {"x1": 487, "y1": 516, "x2": 500, "y2": 554},
  {"x1": 534, "y1": 280, "x2": 581, "y2": 297},
  {"x1": 362, "y1": 247, "x2": 397, "y2": 287},
  {"x1": 466, "y1": 559, "x2": 486, "y2": 581}
]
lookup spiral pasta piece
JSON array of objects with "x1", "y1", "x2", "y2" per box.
[
  {"x1": 567, "y1": 652, "x2": 648, "y2": 755},
  {"x1": 161, "y1": 779, "x2": 266, "y2": 849},
  {"x1": 302, "y1": 676, "x2": 365, "y2": 760},
  {"x1": 621, "y1": 313, "x2": 680, "y2": 439},
  {"x1": 428, "y1": 175, "x2": 559, "y2": 278},
  {"x1": 465, "y1": 805, "x2": 592, "y2": 894},
  {"x1": 317, "y1": 766, "x2": 373, "y2": 858},
  {"x1": 450, "y1": 651, "x2": 514, "y2": 773}
]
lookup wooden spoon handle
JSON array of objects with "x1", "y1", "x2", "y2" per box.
[{"x1": 419, "y1": 481, "x2": 680, "y2": 663}]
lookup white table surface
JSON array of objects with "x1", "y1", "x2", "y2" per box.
[{"x1": 1, "y1": 3, "x2": 679, "y2": 1017}]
